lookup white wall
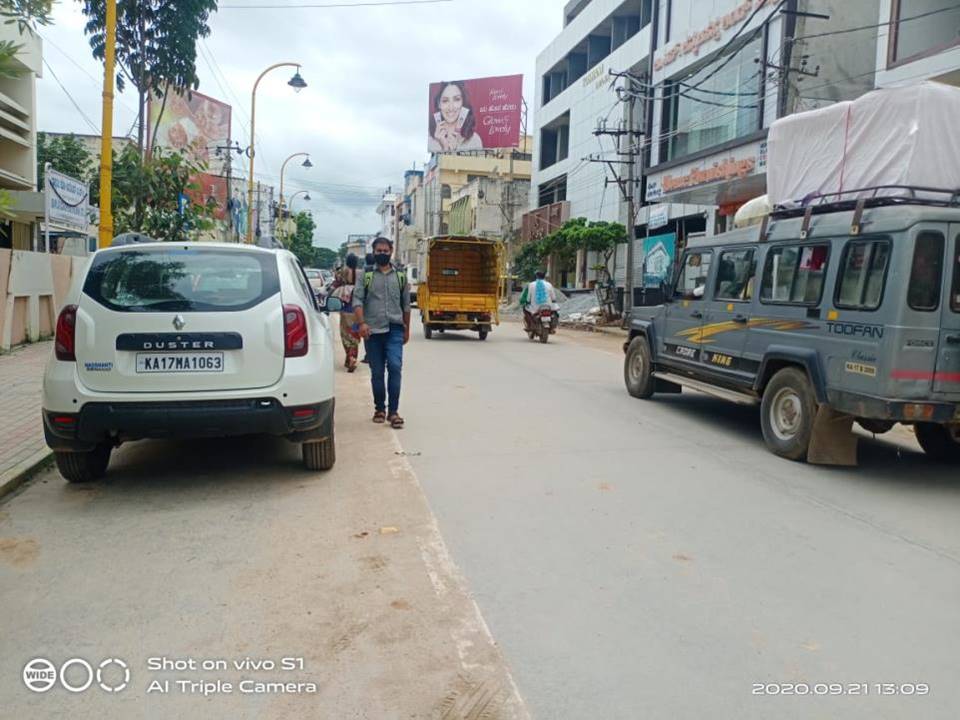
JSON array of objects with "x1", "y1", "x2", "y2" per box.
[{"x1": 532, "y1": 1, "x2": 652, "y2": 223}]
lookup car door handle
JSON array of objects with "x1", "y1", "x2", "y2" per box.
[
  {"x1": 947, "y1": 334, "x2": 960, "y2": 345},
  {"x1": 732, "y1": 315, "x2": 748, "y2": 324},
  {"x1": 690, "y1": 311, "x2": 703, "y2": 319}
]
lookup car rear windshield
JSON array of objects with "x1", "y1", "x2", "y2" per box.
[{"x1": 83, "y1": 247, "x2": 280, "y2": 312}]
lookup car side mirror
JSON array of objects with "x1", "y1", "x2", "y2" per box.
[{"x1": 324, "y1": 297, "x2": 343, "y2": 313}]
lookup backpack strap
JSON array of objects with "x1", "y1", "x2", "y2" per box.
[{"x1": 364, "y1": 269, "x2": 406, "y2": 295}]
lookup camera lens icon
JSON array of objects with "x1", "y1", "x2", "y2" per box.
[{"x1": 22, "y1": 658, "x2": 57, "y2": 693}]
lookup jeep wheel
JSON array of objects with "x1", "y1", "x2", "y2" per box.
[
  {"x1": 624, "y1": 336, "x2": 655, "y2": 399},
  {"x1": 55, "y1": 444, "x2": 111, "y2": 483},
  {"x1": 915, "y1": 423, "x2": 960, "y2": 462},
  {"x1": 302, "y1": 433, "x2": 336, "y2": 471},
  {"x1": 761, "y1": 368, "x2": 816, "y2": 461}
]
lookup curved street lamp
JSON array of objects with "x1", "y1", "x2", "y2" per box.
[
  {"x1": 289, "y1": 189, "x2": 311, "y2": 217},
  {"x1": 246, "y1": 62, "x2": 307, "y2": 244},
  {"x1": 278, "y1": 152, "x2": 312, "y2": 223}
]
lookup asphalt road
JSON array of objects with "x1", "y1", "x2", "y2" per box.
[
  {"x1": 400, "y1": 320, "x2": 960, "y2": 720},
  {"x1": 3, "y1": 319, "x2": 959, "y2": 719}
]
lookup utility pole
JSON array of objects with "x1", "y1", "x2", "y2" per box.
[
  {"x1": 624, "y1": 73, "x2": 637, "y2": 321},
  {"x1": 588, "y1": 69, "x2": 644, "y2": 319},
  {"x1": 97, "y1": 0, "x2": 117, "y2": 248}
]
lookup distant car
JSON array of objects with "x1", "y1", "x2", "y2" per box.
[
  {"x1": 42, "y1": 242, "x2": 342, "y2": 482},
  {"x1": 304, "y1": 268, "x2": 326, "y2": 294}
]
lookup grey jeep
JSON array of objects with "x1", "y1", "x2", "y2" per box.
[{"x1": 623, "y1": 189, "x2": 960, "y2": 465}]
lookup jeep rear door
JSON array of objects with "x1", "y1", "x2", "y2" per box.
[
  {"x1": 933, "y1": 228, "x2": 960, "y2": 396},
  {"x1": 76, "y1": 246, "x2": 285, "y2": 393}
]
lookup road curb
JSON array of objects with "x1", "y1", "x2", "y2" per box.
[{"x1": 0, "y1": 448, "x2": 54, "y2": 501}]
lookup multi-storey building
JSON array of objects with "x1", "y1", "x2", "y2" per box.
[{"x1": 530, "y1": 0, "x2": 880, "y2": 292}]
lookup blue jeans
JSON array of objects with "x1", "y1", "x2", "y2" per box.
[{"x1": 366, "y1": 323, "x2": 404, "y2": 415}]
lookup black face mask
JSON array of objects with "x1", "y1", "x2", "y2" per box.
[{"x1": 374, "y1": 252, "x2": 391, "y2": 266}]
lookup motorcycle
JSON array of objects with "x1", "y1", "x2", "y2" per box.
[{"x1": 524, "y1": 307, "x2": 559, "y2": 344}]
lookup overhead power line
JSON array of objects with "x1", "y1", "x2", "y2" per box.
[
  {"x1": 220, "y1": 0, "x2": 452, "y2": 8},
  {"x1": 42, "y1": 58, "x2": 99, "y2": 134}
]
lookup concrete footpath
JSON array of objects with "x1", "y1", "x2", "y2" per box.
[{"x1": 0, "y1": 341, "x2": 52, "y2": 498}]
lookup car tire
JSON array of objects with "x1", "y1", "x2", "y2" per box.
[
  {"x1": 55, "y1": 444, "x2": 111, "y2": 483},
  {"x1": 302, "y1": 434, "x2": 336, "y2": 471},
  {"x1": 423, "y1": 324, "x2": 433, "y2": 340},
  {"x1": 761, "y1": 367, "x2": 816, "y2": 461},
  {"x1": 915, "y1": 423, "x2": 960, "y2": 461},
  {"x1": 478, "y1": 330, "x2": 488, "y2": 341},
  {"x1": 623, "y1": 336, "x2": 655, "y2": 399}
]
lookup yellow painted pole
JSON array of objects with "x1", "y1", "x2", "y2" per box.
[
  {"x1": 246, "y1": 62, "x2": 303, "y2": 244},
  {"x1": 97, "y1": 0, "x2": 117, "y2": 249}
]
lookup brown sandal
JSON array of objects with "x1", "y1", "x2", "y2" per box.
[
  {"x1": 373, "y1": 411, "x2": 386, "y2": 423},
  {"x1": 388, "y1": 414, "x2": 405, "y2": 429}
]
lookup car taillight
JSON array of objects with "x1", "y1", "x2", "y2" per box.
[
  {"x1": 55, "y1": 304, "x2": 77, "y2": 361},
  {"x1": 284, "y1": 304, "x2": 308, "y2": 357}
]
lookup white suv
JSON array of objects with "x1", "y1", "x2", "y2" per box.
[{"x1": 42, "y1": 241, "x2": 340, "y2": 482}]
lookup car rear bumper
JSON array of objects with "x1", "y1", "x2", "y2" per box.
[{"x1": 43, "y1": 397, "x2": 334, "y2": 452}]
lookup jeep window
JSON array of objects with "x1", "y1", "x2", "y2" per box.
[
  {"x1": 836, "y1": 239, "x2": 891, "y2": 311},
  {"x1": 714, "y1": 248, "x2": 755, "y2": 302},
  {"x1": 760, "y1": 243, "x2": 829, "y2": 305},
  {"x1": 908, "y1": 231, "x2": 944, "y2": 311},
  {"x1": 83, "y1": 247, "x2": 280, "y2": 313},
  {"x1": 674, "y1": 251, "x2": 712, "y2": 300},
  {"x1": 951, "y1": 238, "x2": 960, "y2": 313}
]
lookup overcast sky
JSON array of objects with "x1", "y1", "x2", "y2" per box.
[{"x1": 36, "y1": 0, "x2": 563, "y2": 249}]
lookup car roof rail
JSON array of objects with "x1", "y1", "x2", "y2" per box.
[{"x1": 771, "y1": 185, "x2": 960, "y2": 219}]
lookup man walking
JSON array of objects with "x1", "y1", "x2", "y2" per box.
[{"x1": 354, "y1": 237, "x2": 411, "y2": 429}]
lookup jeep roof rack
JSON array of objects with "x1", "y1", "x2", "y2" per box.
[{"x1": 771, "y1": 185, "x2": 960, "y2": 220}]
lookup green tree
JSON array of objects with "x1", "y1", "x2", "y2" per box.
[
  {"x1": 313, "y1": 247, "x2": 338, "y2": 269},
  {"x1": 78, "y1": 0, "x2": 218, "y2": 153},
  {"x1": 37, "y1": 132, "x2": 94, "y2": 190},
  {"x1": 513, "y1": 218, "x2": 626, "y2": 283},
  {"x1": 288, "y1": 212, "x2": 318, "y2": 266},
  {"x1": 95, "y1": 144, "x2": 215, "y2": 240}
]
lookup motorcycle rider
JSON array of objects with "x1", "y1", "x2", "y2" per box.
[{"x1": 521, "y1": 270, "x2": 558, "y2": 331}]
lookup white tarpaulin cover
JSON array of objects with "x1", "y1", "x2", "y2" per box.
[{"x1": 767, "y1": 82, "x2": 960, "y2": 207}]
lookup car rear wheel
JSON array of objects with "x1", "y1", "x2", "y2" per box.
[
  {"x1": 761, "y1": 368, "x2": 816, "y2": 461},
  {"x1": 624, "y1": 336, "x2": 655, "y2": 399},
  {"x1": 55, "y1": 444, "x2": 111, "y2": 483},
  {"x1": 915, "y1": 423, "x2": 960, "y2": 462},
  {"x1": 302, "y1": 434, "x2": 336, "y2": 471}
]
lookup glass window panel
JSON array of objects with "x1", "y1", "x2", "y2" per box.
[
  {"x1": 675, "y1": 251, "x2": 712, "y2": 300},
  {"x1": 666, "y1": 31, "x2": 762, "y2": 161},
  {"x1": 715, "y1": 248, "x2": 755, "y2": 301},
  {"x1": 895, "y1": 0, "x2": 960, "y2": 62},
  {"x1": 908, "y1": 231, "x2": 944, "y2": 311}
]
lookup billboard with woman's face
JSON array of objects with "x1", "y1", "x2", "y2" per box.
[
  {"x1": 428, "y1": 74, "x2": 522, "y2": 153},
  {"x1": 148, "y1": 87, "x2": 232, "y2": 219}
]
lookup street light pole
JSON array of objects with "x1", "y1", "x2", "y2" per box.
[
  {"x1": 288, "y1": 190, "x2": 310, "y2": 218},
  {"x1": 246, "y1": 62, "x2": 307, "y2": 244},
  {"x1": 279, "y1": 152, "x2": 311, "y2": 243},
  {"x1": 97, "y1": 0, "x2": 117, "y2": 249}
]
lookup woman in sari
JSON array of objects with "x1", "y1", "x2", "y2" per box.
[{"x1": 333, "y1": 253, "x2": 361, "y2": 372}]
